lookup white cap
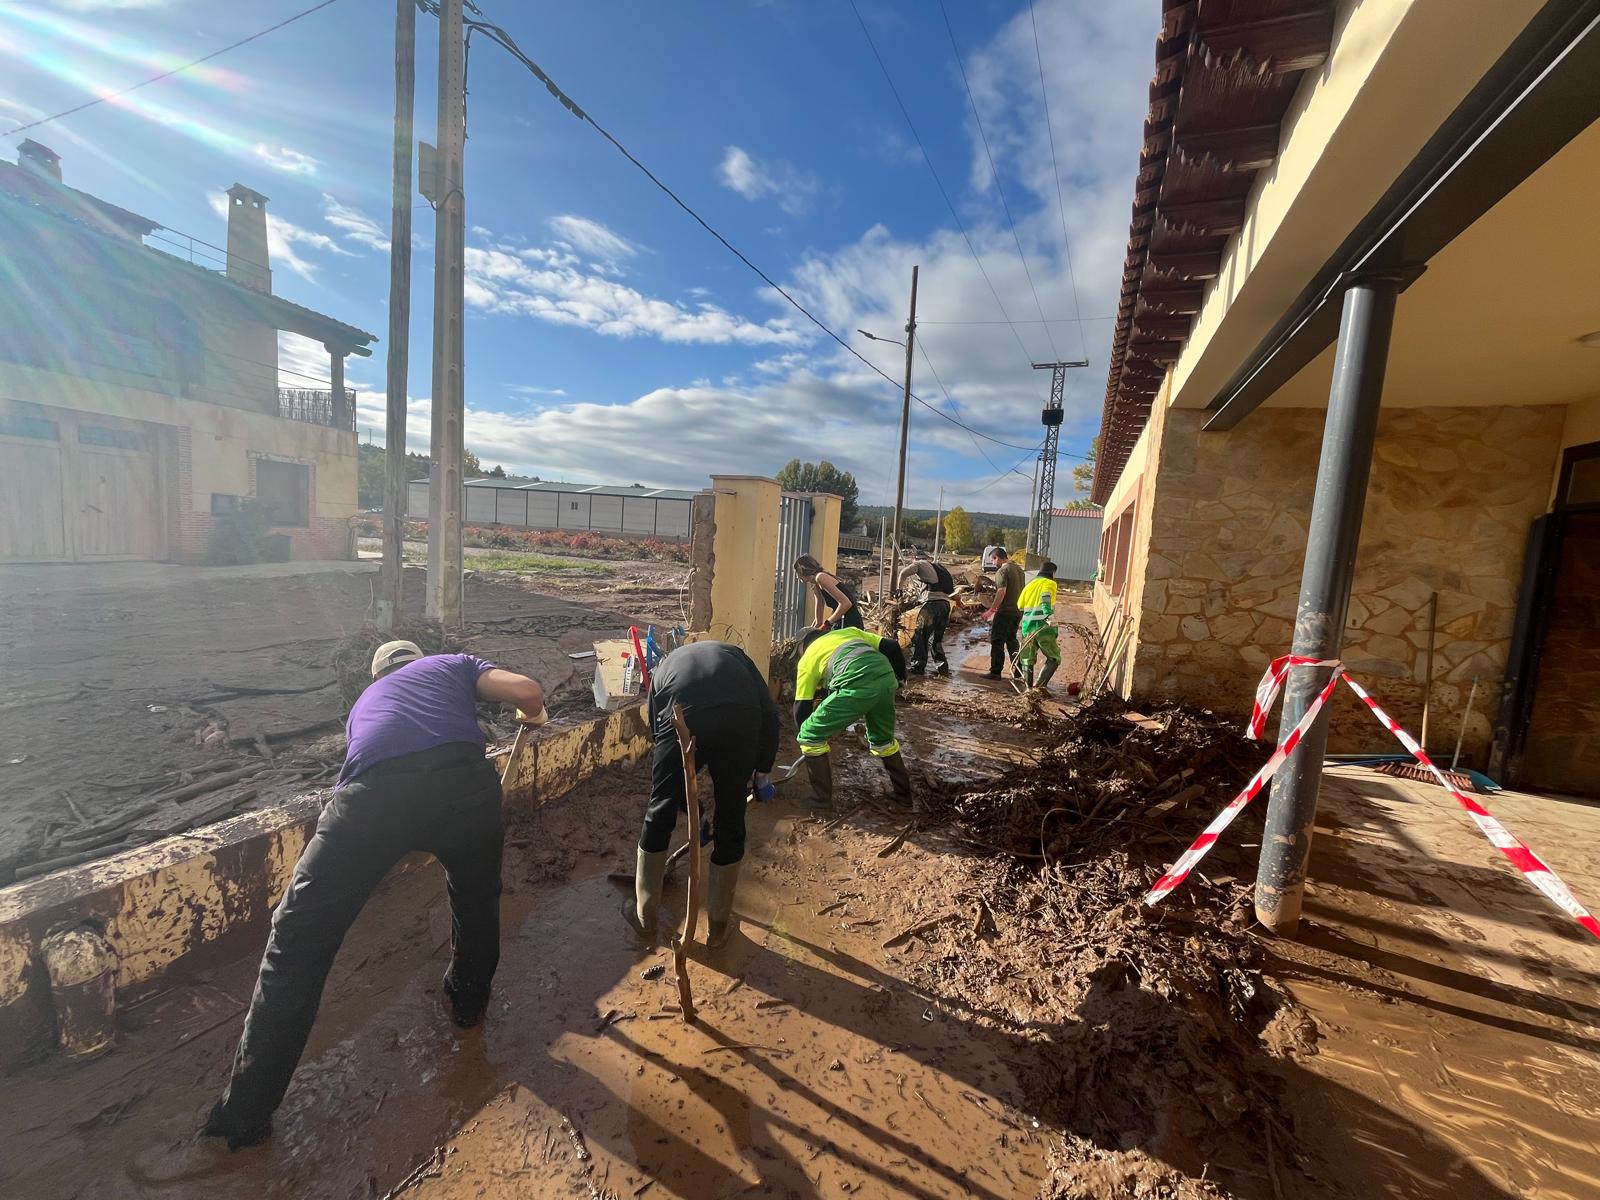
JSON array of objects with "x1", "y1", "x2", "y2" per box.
[{"x1": 370, "y1": 639, "x2": 423, "y2": 678}]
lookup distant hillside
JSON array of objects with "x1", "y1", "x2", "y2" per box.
[{"x1": 857, "y1": 505, "x2": 1027, "y2": 530}]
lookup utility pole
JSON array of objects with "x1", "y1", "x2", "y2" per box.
[
  {"x1": 427, "y1": 0, "x2": 466, "y2": 626},
  {"x1": 379, "y1": 0, "x2": 415, "y2": 631},
  {"x1": 889, "y1": 264, "x2": 919, "y2": 592},
  {"x1": 932, "y1": 484, "x2": 944, "y2": 560},
  {"x1": 1030, "y1": 358, "x2": 1088, "y2": 560}
]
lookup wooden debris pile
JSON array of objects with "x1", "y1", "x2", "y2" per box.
[
  {"x1": 922, "y1": 695, "x2": 1264, "y2": 864},
  {"x1": 907, "y1": 696, "x2": 1316, "y2": 1198}
]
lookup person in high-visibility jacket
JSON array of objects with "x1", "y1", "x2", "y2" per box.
[
  {"x1": 792, "y1": 626, "x2": 910, "y2": 808},
  {"x1": 1017, "y1": 561, "x2": 1061, "y2": 692}
]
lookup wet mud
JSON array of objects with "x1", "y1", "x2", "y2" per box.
[{"x1": 4, "y1": 603, "x2": 1597, "y2": 1199}]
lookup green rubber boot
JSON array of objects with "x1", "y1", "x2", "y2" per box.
[
  {"x1": 625, "y1": 846, "x2": 670, "y2": 941},
  {"x1": 705, "y1": 861, "x2": 743, "y2": 948}
]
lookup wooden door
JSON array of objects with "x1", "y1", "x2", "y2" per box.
[
  {"x1": 0, "y1": 423, "x2": 70, "y2": 562},
  {"x1": 70, "y1": 422, "x2": 158, "y2": 560}
]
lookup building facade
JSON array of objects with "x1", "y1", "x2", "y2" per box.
[
  {"x1": 0, "y1": 142, "x2": 376, "y2": 565},
  {"x1": 1091, "y1": 0, "x2": 1600, "y2": 808}
]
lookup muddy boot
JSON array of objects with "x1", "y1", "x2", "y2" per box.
[
  {"x1": 1034, "y1": 658, "x2": 1058, "y2": 692},
  {"x1": 623, "y1": 847, "x2": 669, "y2": 941},
  {"x1": 880, "y1": 752, "x2": 913, "y2": 808},
  {"x1": 805, "y1": 754, "x2": 834, "y2": 809},
  {"x1": 705, "y1": 861, "x2": 742, "y2": 948}
]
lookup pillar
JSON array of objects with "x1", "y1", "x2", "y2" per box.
[
  {"x1": 707, "y1": 475, "x2": 781, "y2": 679},
  {"x1": 807, "y1": 492, "x2": 841, "y2": 575},
  {"x1": 1255, "y1": 272, "x2": 1406, "y2": 936},
  {"x1": 327, "y1": 346, "x2": 349, "y2": 430}
]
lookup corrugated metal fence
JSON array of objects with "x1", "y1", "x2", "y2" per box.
[
  {"x1": 772, "y1": 493, "x2": 815, "y2": 641},
  {"x1": 1045, "y1": 508, "x2": 1104, "y2": 581}
]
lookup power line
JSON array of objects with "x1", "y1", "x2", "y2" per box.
[
  {"x1": 957, "y1": 443, "x2": 1042, "y2": 497},
  {"x1": 845, "y1": 0, "x2": 1040, "y2": 374},
  {"x1": 2, "y1": 0, "x2": 346, "y2": 137},
  {"x1": 914, "y1": 337, "x2": 1004, "y2": 474},
  {"x1": 917, "y1": 317, "x2": 1113, "y2": 326},
  {"x1": 1028, "y1": 0, "x2": 1087, "y2": 363},
  {"x1": 461, "y1": 11, "x2": 1045, "y2": 457},
  {"x1": 937, "y1": 0, "x2": 1059, "y2": 363}
]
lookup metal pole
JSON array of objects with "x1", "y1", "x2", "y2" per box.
[
  {"x1": 427, "y1": 0, "x2": 466, "y2": 626},
  {"x1": 877, "y1": 515, "x2": 885, "y2": 599},
  {"x1": 380, "y1": 0, "x2": 415, "y2": 631},
  {"x1": 933, "y1": 484, "x2": 944, "y2": 560},
  {"x1": 1256, "y1": 273, "x2": 1404, "y2": 936},
  {"x1": 889, "y1": 264, "x2": 918, "y2": 593}
]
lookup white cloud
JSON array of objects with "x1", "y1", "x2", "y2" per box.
[
  {"x1": 507, "y1": 385, "x2": 567, "y2": 398},
  {"x1": 716, "y1": 146, "x2": 821, "y2": 216},
  {"x1": 322, "y1": 195, "x2": 388, "y2": 251},
  {"x1": 253, "y1": 143, "x2": 318, "y2": 177},
  {"x1": 546, "y1": 214, "x2": 637, "y2": 268},
  {"x1": 464, "y1": 236, "x2": 805, "y2": 348}
]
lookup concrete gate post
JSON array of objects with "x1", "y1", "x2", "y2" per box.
[
  {"x1": 806, "y1": 493, "x2": 841, "y2": 575},
  {"x1": 707, "y1": 476, "x2": 781, "y2": 680}
]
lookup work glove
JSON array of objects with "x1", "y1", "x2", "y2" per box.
[{"x1": 752, "y1": 773, "x2": 776, "y2": 803}]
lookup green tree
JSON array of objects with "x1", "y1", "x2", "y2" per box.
[
  {"x1": 1004, "y1": 527, "x2": 1028, "y2": 551},
  {"x1": 487, "y1": 463, "x2": 507, "y2": 478},
  {"x1": 942, "y1": 506, "x2": 973, "y2": 553},
  {"x1": 358, "y1": 443, "x2": 431, "y2": 508},
  {"x1": 981, "y1": 525, "x2": 1005, "y2": 549},
  {"x1": 775, "y1": 459, "x2": 860, "y2": 531},
  {"x1": 1070, "y1": 436, "x2": 1099, "y2": 495},
  {"x1": 463, "y1": 448, "x2": 483, "y2": 476}
]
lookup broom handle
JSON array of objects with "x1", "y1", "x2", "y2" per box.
[
  {"x1": 1451, "y1": 675, "x2": 1479, "y2": 773},
  {"x1": 1420, "y1": 592, "x2": 1438, "y2": 750}
]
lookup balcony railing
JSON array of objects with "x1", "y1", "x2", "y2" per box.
[{"x1": 278, "y1": 387, "x2": 355, "y2": 431}]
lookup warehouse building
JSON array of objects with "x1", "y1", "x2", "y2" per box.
[{"x1": 406, "y1": 476, "x2": 695, "y2": 539}]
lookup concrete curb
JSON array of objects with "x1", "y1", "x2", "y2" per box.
[{"x1": 1, "y1": 703, "x2": 648, "y2": 1071}]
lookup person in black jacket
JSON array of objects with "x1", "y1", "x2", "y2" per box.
[{"x1": 626, "y1": 640, "x2": 779, "y2": 947}]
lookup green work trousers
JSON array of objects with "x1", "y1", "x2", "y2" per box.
[
  {"x1": 1017, "y1": 622, "x2": 1060, "y2": 670},
  {"x1": 797, "y1": 653, "x2": 899, "y2": 758}
]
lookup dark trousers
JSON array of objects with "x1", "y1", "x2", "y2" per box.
[
  {"x1": 207, "y1": 743, "x2": 503, "y2": 1140},
  {"x1": 640, "y1": 703, "x2": 760, "y2": 867},
  {"x1": 990, "y1": 610, "x2": 1021, "y2": 674},
  {"x1": 910, "y1": 599, "x2": 950, "y2": 671}
]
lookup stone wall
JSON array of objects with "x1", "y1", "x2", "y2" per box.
[{"x1": 1127, "y1": 403, "x2": 1566, "y2": 761}]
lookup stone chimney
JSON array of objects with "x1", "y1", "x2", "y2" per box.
[
  {"x1": 18, "y1": 139, "x2": 62, "y2": 183},
  {"x1": 225, "y1": 183, "x2": 272, "y2": 293}
]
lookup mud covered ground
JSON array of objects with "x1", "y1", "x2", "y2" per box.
[
  {"x1": 5, "y1": 608, "x2": 1592, "y2": 1197},
  {"x1": 0, "y1": 557, "x2": 685, "y2": 881}
]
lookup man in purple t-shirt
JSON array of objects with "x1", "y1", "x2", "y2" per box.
[{"x1": 201, "y1": 640, "x2": 545, "y2": 1150}]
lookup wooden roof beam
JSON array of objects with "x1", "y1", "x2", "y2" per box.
[
  {"x1": 1139, "y1": 285, "x2": 1205, "y2": 314},
  {"x1": 1147, "y1": 249, "x2": 1222, "y2": 280},
  {"x1": 1174, "y1": 122, "x2": 1280, "y2": 171},
  {"x1": 1158, "y1": 195, "x2": 1248, "y2": 235},
  {"x1": 1198, "y1": 6, "x2": 1335, "y2": 74},
  {"x1": 1133, "y1": 314, "x2": 1193, "y2": 339}
]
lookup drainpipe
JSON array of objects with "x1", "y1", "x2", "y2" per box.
[
  {"x1": 1255, "y1": 271, "x2": 1409, "y2": 937},
  {"x1": 40, "y1": 925, "x2": 117, "y2": 1060}
]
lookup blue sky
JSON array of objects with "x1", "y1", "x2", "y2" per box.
[{"x1": 2, "y1": 0, "x2": 1156, "y2": 516}]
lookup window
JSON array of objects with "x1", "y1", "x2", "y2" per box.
[
  {"x1": 211, "y1": 493, "x2": 244, "y2": 514},
  {"x1": 570, "y1": 500, "x2": 580, "y2": 510},
  {"x1": 78, "y1": 424, "x2": 145, "y2": 450},
  {"x1": 256, "y1": 459, "x2": 310, "y2": 527},
  {"x1": 1556, "y1": 441, "x2": 1600, "y2": 511},
  {"x1": 0, "y1": 413, "x2": 59, "y2": 441}
]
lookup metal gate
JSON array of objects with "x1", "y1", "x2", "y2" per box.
[{"x1": 773, "y1": 492, "x2": 815, "y2": 642}]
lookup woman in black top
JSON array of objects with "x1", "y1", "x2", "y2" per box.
[{"x1": 792, "y1": 554, "x2": 863, "y2": 630}]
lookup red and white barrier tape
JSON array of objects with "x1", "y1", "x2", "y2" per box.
[{"x1": 1145, "y1": 655, "x2": 1600, "y2": 942}]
